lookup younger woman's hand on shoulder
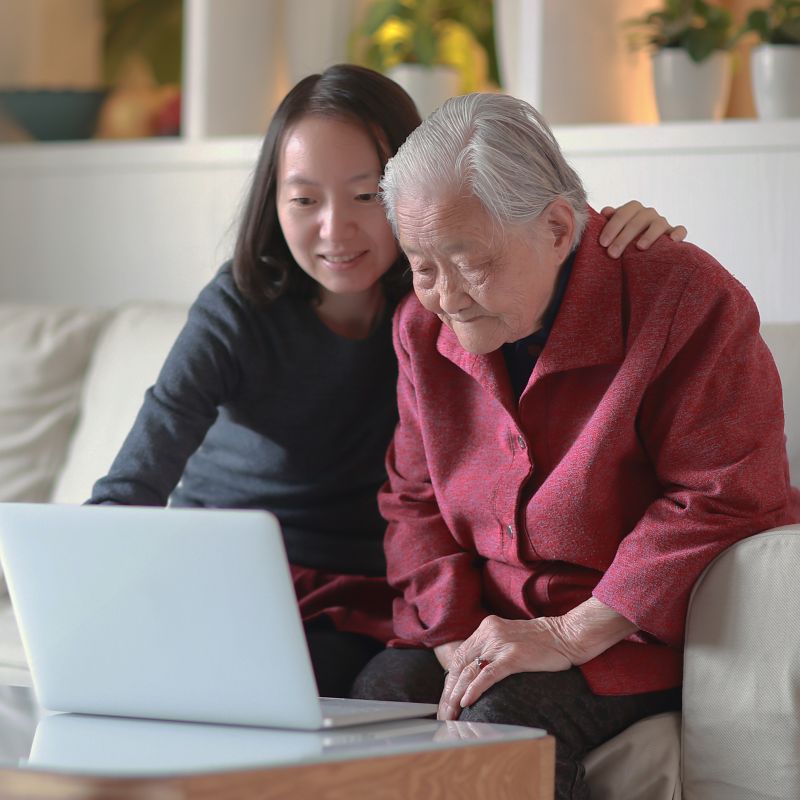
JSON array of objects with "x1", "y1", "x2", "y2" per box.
[{"x1": 599, "y1": 201, "x2": 687, "y2": 259}]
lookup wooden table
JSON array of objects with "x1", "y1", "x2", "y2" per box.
[{"x1": 0, "y1": 688, "x2": 555, "y2": 800}]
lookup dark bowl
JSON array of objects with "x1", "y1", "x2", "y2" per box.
[{"x1": 0, "y1": 89, "x2": 108, "y2": 142}]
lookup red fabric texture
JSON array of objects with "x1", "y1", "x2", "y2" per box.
[
  {"x1": 380, "y1": 208, "x2": 800, "y2": 696},
  {"x1": 291, "y1": 564, "x2": 395, "y2": 643}
]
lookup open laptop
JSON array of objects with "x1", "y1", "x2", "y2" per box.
[{"x1": 0, "y1": 503, "x2": 437, "y2": 730}]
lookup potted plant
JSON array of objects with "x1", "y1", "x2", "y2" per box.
[
  {"x1": 741, "y1": 0, "x2": 800, "y2": 119},
  {"x1": 626, "y1": 0, "x2": 737, "y2": 121},
  {"x1": 352, "y1": 0, "x2": 491, "y2": 117}
]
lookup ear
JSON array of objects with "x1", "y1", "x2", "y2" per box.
[{"x1": 542, "y1": 198, "x2": 575, "y2": 260}]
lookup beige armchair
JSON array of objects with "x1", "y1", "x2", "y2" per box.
[{"x1": 585, "y1": 323, "x2": 800, "y2": 800}]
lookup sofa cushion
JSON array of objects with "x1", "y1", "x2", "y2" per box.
[
  {"x1": 0, "y1": 304, "x2": 107, "y2": 506},
  {"x1": 682, "y1": 526, "x2": 800, "y2": 800},
  {"x1": 51, "y1": 303, "x2": 188, "y2": 505},
  {"x1": 584, "y1": 712, "x2": 681, "y2": 800},
  {"x1": 761, "y1": 324, "x2": 800, "y2": 485}
]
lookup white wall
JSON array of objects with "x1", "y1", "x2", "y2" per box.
[
  {"x1": 495, "y1": 0, "x2": 659, "y2": 124},
  {"x1": 0, "y1": 139, "x2": 255, "y2": 307},
  {"x1": 559, "y1": 120, "x2": 800, "y2": 324},
  {"x1": 0, "y1": 119, "x2": 798, "y2": 323},
  {"x1": 0, "y1": 0, "x2": 103, "y2": 89},
  {"x1": 182, "y1": 0, "x2": 359, "y2": 139}
]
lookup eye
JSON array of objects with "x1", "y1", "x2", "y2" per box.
[
  {"x1": 355, "y1": 192, "x2": 379, "y2": 203},
  {"x1": 410, "y1": 264, "x2": 435, "y2": 284},
  {"x1": 460, "y1": 263, "x2": 490, "y2": 283},
  {"x1": 289, "y1": 196, "x2": 315, "y2": 207}
]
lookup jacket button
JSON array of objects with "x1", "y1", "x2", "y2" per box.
[{"x1": 506, "y1": 523, "x2": 515, "y2": 538}]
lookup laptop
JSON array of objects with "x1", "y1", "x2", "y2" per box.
[{"x1": 0, "y1": 503, "x2": 437, "y2": 730}]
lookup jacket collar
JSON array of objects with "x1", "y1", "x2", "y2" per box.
[{"x1": 435, "y1": 207, "x2": 624, "y2": 399}]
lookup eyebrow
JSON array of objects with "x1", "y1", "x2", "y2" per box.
[
  {"x1": 441, "y1": 240, "x2": 476, "y2": 255},
  {"x1": 281, "y1": 171, "x2": 381, "y2": 187},
  {"x1": 400, "y1": 240, "x2": 484, "y2": 257}
]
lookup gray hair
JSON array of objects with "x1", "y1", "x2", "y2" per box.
[{"x1": 380, "y1": 93, "x2": 588, "y2": 250}]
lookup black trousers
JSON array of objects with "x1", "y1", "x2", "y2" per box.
[
  {"x1": 304, "y1": 616, "x2": 384, "y2": 698},
  {"x1": 351, "y1": 648, "x2": 681, "y2": 800}
]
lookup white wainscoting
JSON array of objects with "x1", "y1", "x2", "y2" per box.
[
  {"x1": 0, "y1": 118, "x2": 798, "y2": 322},
  {"x1": 559, "y1": 119, "x2": 800, "y2": 324}
]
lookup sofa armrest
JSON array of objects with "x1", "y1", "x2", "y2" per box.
[{"x1": 682, "y1": 525, "x2": 800, "y2": 800}]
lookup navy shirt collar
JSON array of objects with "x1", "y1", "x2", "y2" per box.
[{"x1": 502, "y1": 249, "x2": 577, "y2": 400}]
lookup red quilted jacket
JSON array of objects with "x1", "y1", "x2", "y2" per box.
[{"x1": 380, "y1": 209, "x2": 800, "y2": 695}]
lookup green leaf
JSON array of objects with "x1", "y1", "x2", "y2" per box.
[
  {"x1": 705, "y1": 6, "x2": 730, "y2": 28},
  {"x1": 746, "y1": 9, "x2": 770, "y2": 40},
  {"x1": 412, "y1": 25, "x2": 438, "y2": 65},
  {"x1": 667, "y1": 0, "x2": 689, "y2": 17},
  {"x1": 625, "y1": 0, "x2": 736, "y2": 56},
  {"x1": 103, "y1": 0, "x2": 182, "y2": 85},
  {"x1": 362, "y1": 0, "x2": 408, "y2": 36},
  {"x1": 366, "y1": 41, "x2": 388, "y2": 72},
  {"x1": 685, "y1": 27, "x2": 715, "y2": 61},
  {"x1": 777, "y1": 16, "x2": 800, "y2": 43}
]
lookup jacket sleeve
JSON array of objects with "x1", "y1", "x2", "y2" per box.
[
  {"x1": 88, "y1": 273, "x2": 246, "y2": 506},
  {"x1": 593, "y1": 262, "x2": 799, "y2": 647},
  {"x1": 379, "y1": 311, "x2": 488, "y2": 648}
]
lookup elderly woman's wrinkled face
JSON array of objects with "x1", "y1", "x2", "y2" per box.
[{"x1": 396, "y1": 192, "x2": 571, "y2": 355}]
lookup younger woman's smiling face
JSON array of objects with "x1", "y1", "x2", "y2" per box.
[{"x1": 276, "y1": 114, "x2": 399, "y2": 301}]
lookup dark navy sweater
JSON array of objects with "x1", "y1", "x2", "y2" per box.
[{"x1": 90, "y1": 264, "x2": 398, "y2": 575}]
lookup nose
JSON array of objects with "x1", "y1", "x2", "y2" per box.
[
  {"x1": 436, "y1": 272, "x2": 471, "y2": 317},
  {"x1": 320, "y1": 201, "x2": 356, "y2": 241}
]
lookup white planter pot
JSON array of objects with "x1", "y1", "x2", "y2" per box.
[
  {"x1": 651, "y1": 49, "x2": 732, "y2": 122},
  {"x1": 386, "y1": 64, "x2": 460, "y2": 119},
  {"x1": 750, "y1": 44, "x2": 800, "y2": 120}
]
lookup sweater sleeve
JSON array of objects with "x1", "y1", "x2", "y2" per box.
[
  {"x1": 88, "y1": 268, "x2": 248, "y2": 506},
  {"x1": 593, "y1": 263, "x2": 798, "y2": 647},
  {"x1": 379, "y1": 309, "x2": 488, "y2": 648}
]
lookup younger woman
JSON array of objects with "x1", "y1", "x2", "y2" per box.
[{"x1": 90, "y1": 64, "x2": 687, "y2": 696}]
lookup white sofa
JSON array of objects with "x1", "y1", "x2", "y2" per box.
[{"x1": 0, "y1": 301, "x2": 798, "y2": 799}]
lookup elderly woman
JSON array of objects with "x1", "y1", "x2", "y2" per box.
[{"x1": 352, "y1": 93, "x2": 800, "y2": 799}]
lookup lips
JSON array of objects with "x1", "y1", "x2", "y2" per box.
[
  {"x1": 319, "y1": 251, "x2": 368, "y2": 271},
  {"x1": 449, "y1": 314, "x2": 483, "y2": 324}
]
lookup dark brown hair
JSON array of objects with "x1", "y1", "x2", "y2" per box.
[{"x1": 232, "y1": 64, "x2": 422, "y2": 308}]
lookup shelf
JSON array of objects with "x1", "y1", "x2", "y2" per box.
[
  {"x1": 554, "y1": 117, "x2": 800, "y2": 155},
  {"x1": 0, "y1": 136, "x2": 261, "y2": 172},
  {"x1": 1, "y1": 117, "x2": 797, "y2": 174}
]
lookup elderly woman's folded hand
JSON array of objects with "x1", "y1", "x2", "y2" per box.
[{"x1": 437, "y1": 598, "x2": 637, "y2": 720}]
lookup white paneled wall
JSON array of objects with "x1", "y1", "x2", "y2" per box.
[
  {"x1": 559, "y1": 120, "x2": 800, "y2": 324},
  {"x1": 5, "y1": 0, "x2": 794, "y2": 319},
  {"x1": 0, "y1": 119, "x2": 797, "y2": 322},
  {"x1": 0, "y1": 139, "x2": 256, "y2": 307}
]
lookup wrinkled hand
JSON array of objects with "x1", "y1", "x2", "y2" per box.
[
  {"x1": 599, "y1": 201, "x2": 687, "y2": 258},
  {"x1": 434, "y1": 640, "x2": 464, "y2": 671},
  {"x1": 437, "y1": 615, "x2": 575, "y2": 721}
]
